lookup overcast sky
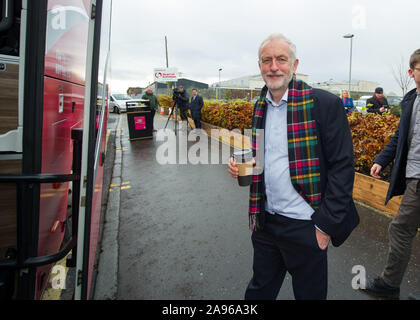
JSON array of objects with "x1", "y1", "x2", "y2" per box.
[{"x1": 109, "y1": 0, "x2": 419, "y2": 96}]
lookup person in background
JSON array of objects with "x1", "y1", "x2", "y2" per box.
[
  {"x1": 361, "y1": 49, "x2": 420, "y2": 300},
  {"x1": 189, "y1": 88, "x2": 204, "y2": 129},
  {"x1": 341, "y1": 90, "x2": 354, "y2": 114},
  {"x1": 174, "y1": 85, "x2": 189, "y2": 121},
  {"x1": 142, "y1": 88, "x2": 159, "y2": 132},
  {"x1": 366, "y1": 87, "x2": 389, "y2": 115},
  {"x1": 227, "y1": 33, "x2": 359, "y2": 300}
]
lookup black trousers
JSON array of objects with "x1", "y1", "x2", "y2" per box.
[
  {"x1": 179, "y1": 107, "x2": 188, "y2": 120},
  {"x1": 151, "y1": 108, "x2": 155, "y2": 129},
  {"x1": 192, "y1": 114, "x2": 201, "y2": 129},
  {"x1": 244, "y1": 212, "x2": 328, "y2": 300}
]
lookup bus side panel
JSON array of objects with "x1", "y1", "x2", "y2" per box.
[
  {"x1": 87, "y1": 123, "x2": 106, "y2": 298},
  {"x1": 44, "y1": 0, "x2": 90, "y2": 86},
  {"x1": 0, "y1": 56, "x2": 20, "y2": 261},
  {"x1": 0, "y1": 60, "x2": 19, "y2": 134},
  {"x1": 35, "y1": 76, "x2": 85, "y2": 299},
  {"x1": 86, "y1": 94, "x2": 109, "y2": 298},
  {"x1": 0, "y1": 160, "x2": 21, "y2": 261}
]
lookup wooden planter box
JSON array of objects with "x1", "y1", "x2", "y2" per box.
[
  {"x1": 353, "y1": 172, "x2": 401, "y2": 216},
  {"x1": 201, "y1": 120, "x2": 403, "y2": 216},
  {"x1": 201, "y1": 121, "x2": 251, "y2": 149}
]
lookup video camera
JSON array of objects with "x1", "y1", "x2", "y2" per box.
[{"x1": 172, "y1": 87, "x2": 182, "y2": 100}]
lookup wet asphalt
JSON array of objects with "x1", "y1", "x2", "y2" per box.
[{"x1": 96, "y1": 112, "x2": 420, "y2": 300}]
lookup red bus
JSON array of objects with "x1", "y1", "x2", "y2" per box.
[{"x1": 0, "y1": 0, "x2": 112, "y2": 300}]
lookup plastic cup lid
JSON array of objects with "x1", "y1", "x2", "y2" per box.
[{"x1": 233, "y1": 149, "x2": 253, "y2": 162}]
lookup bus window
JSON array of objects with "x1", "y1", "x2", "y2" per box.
[{"x1": 0, "y1": 0, "x2": 21, "y2": 56}]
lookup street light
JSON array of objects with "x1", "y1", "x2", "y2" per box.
[
  {"x1": 343, "y1": 34, "x2": 354, "y2": 94},
  {"x1": 217, "y1": 68, "x2": 222, "y2": 100}
]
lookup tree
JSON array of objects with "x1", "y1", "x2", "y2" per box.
[{"x1": 392, "y1": 55, "x2": 412, "y2": 96}]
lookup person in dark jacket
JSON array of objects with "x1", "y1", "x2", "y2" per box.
[
  {"x1": 142, "y1": 88, "x2": 159, "y2": 131},
  {"x1": 174, "y1": 85, "x2": 189, "y2": 121},
  {"x1": 227, "y1": 33, "x2": 359, "y2": 300},
  {"x1": 366, "y1": 87, "x2": 389, "y2": 114},
  {"x1": 189, "y1": 88, "x2": 204, "y2": 129},
  {"x1": 361, "y1": 49, "x2": 420, "y2": 300}
]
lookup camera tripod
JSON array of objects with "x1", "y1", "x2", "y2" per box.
[{"x1": 164, "y1": 101, "x2": 192, "y2": 135}]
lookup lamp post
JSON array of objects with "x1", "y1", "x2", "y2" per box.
[
  {"x1": 343, "y1": 34, "x2": 354, "y2": 94},
  {"x1": 217, "y1": 68, "x2": 222, "y2": 100}
]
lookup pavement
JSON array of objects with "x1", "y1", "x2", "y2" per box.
[{"x1": 93, "y1": 112, "x2": 420, "y2": 300}]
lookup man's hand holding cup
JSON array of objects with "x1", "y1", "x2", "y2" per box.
[{"x1": 229, "y1": 149, "x2": 254, "y2": 186}]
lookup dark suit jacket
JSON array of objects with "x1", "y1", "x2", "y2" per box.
[
  {"x1": 311, "y1": 89, "x2": 360, "y2": 246},
  {"x1": 190, "y1": 94, "x2": 204, "y2": 118},
  {"x1": 374, "y1": 88, "x2": 418, "y2": 204},
  {"x1": 261, "y1": 88, "x2": 359, "y2": 247}
]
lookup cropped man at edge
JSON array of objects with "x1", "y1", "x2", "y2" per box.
[
  {"x1": 361, "y1": 49, "x2": 420, "y2": 300},
  {"x1": 227, "y1": 33, "x2": 359, "y2": 300}
]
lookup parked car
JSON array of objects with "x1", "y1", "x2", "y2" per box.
[
  {"x1": 110, "y1": 93, "x2": 132, "y2": 114},
  {"x1": 387, "y1": 96, "x2": 403, "y2": 107},
  {"x1": 110, "y1": 93, "x2": 147, "y2": 114},
  {"x1": 353, "y1": 94, "x2": 402, "y2": 114},
  {"x1": 354, "y1": 96, "x2": 371, "y2": 114}
]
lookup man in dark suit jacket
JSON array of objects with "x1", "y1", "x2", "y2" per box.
[
  {"x1": 189, "y1": 88, "x2": 204, "y2": 129},
  {"x1": 227, "y1": 33, "x2": 359, "y2": 300},
  {"x1": 362, "y1": 49, "x2": 420, "y2": 300}
]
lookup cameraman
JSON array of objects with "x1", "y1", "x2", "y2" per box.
[{"x1": 174, "y1": 85, "x2": 189, "y2": 121}]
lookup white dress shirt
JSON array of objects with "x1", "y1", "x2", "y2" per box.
[{"x1": 264, "y1": 89, "x2": 315, "y2": 220}]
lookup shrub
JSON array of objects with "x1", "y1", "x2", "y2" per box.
[
  {"x1": 389, "y1": 105, "x2": 401, "y2": 117},
  {"x1": 157, "y1": 94, "x2": 174, "y2": 114},
  {"x1": 201, "y1": 100, "x2": 400, "y2": 180},
  {"x1": 201, "y1": 99, "x2": 254, "y2": 132},
  {"x1": 347, "y1": 112, "x2": 400, "y2": 179}
]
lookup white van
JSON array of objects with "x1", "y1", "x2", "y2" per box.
[{"x1": 354, "y1": 95, "x2": 371, "y2": 114}]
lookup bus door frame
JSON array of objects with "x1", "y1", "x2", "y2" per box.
[{"x1": 74, "y1": 0, "x2": 104, "y2": 300}]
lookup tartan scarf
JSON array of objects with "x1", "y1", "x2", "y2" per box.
[{"x1": 249, "y1": 78, "x2": 322, "y2": 231}]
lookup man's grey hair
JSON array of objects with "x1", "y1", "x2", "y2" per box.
[{"x1": 258, "y1": 33, "x2": 297, "y2": 62}]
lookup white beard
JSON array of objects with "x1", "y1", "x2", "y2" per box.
[{"x1": 263, "y1": 70, "x2": 294, "y2": 92}]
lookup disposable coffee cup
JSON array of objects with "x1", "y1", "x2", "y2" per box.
[{"x1": 233, "y1": 149, "x2": 253, "y2": 187}]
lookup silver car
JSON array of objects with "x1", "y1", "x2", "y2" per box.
[{"x1": 110, "y1": 93, "x2": 133, "y2": 114}]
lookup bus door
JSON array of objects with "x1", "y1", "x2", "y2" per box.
[
  {"x1": 0, "y1": 0, "x2": 111, "y2": 300},
  {"x1": 74, "y1": 0, "x2": 111, "y2": 300}
]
